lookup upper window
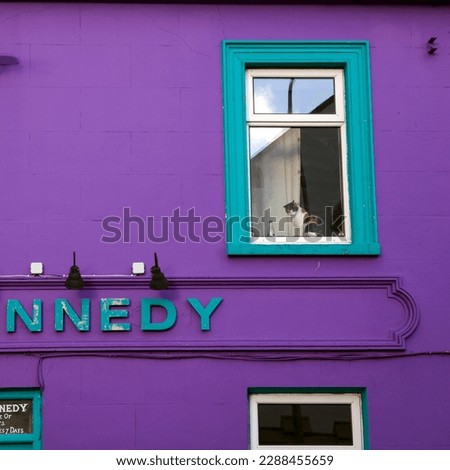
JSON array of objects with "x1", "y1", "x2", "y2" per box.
[
  {"x1": 249, "y1": 391, "x2": 366, "y2": 450},
  {"x1": 222, "y1": 42, "x2": 380, "y2": 255}
]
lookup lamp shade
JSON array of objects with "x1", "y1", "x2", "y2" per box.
[
  {"x1": 149, "y1": 253, "x2": 168, "y2": 290},
  {"x1": 65, "y1": 251, "x2": 84, "y2": 289}
]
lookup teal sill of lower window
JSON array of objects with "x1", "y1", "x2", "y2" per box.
[{"x1": 226, "y1": 242, "x2": 381, "y2": 256}]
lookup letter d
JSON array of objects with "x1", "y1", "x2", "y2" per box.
[{"x1": 141, "y1": 299, "x2": 177, "y2": 331}]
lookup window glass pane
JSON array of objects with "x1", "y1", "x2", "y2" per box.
[
  {"x1": 253, "y1": 78, "x2": 335, "y2": 114},
  {"x1": 258, "y1": 403, "x2": 353, "y2": 446},
  {"x1": 249, "y1": 127, "x2": 345, "y2": 239}
]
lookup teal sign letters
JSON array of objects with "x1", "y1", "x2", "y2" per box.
[{"x1": 5, "y1": 297, "x2": 223, "y2": 333}]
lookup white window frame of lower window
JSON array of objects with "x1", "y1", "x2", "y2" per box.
[{"x1": 249, "y1": 393, "x2": 363, "y2": 450}]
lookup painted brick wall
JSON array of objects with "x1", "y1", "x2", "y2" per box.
[{"x1": 0, "y1": 2, "x2": 449, "y2": 449}]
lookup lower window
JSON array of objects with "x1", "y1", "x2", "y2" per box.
[{"x1": 249, "y1": 391, "x2": 365, "y2": 450}]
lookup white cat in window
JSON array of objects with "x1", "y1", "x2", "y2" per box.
[{"x1": 283, "y1": 200, "x2": 321, "y2": 237}]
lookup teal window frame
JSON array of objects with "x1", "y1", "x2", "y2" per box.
[
  {"x1": 222, "y1": 41, "x2": 380, "y2": 256},
  {"x1": 248, "y1": 387, "x2": 370, "y2": 450},
  {"x1": 0, "y1": 389, "x2": 42, "y2": 450}
]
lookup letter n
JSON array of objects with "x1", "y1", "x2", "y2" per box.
[
  {"x1": 54, "y1": 299, "x2": 90, "y2": 332},
  {"x1": 7, "y1": 299, "x2": 42, "y2": 332}
]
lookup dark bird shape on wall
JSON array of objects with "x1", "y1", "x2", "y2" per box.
[{"x1": 427, "y1": 37, "x2": 437, "y2": 55}]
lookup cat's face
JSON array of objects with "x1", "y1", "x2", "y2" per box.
[{"x1": 283, "y1": 200, "x2": 299, "y2": 216}]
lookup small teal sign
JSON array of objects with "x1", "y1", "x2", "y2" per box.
[{"x1": 0, "y1": 400, "x2": 33, "y2": 435}]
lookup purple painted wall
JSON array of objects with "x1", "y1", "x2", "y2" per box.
[{"x1": 0, "y1": 2, "x2": 449, "y2": 449}]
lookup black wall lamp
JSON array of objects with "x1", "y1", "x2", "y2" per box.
[
  {"x1": 65, "y1": 251, "x2": 84, "y2": 290},
  {"x1": 149, "y1": 253, "x2": 168, "y2": 290}
]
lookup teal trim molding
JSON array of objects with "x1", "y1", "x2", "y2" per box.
[
  {"x1": 0, "y1": 389, "x2": 42, "y2": 450},
  {"x1": 222, "y1": 41, "x2": 380, "y2": 256}
]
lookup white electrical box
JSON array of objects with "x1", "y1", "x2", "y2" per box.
[
  {"x1": 30, "y1": 262, "x2": 44, "y2": 275},
  {"x1": 132, "y1": 262, "x2": 145, "y2": 275}
]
